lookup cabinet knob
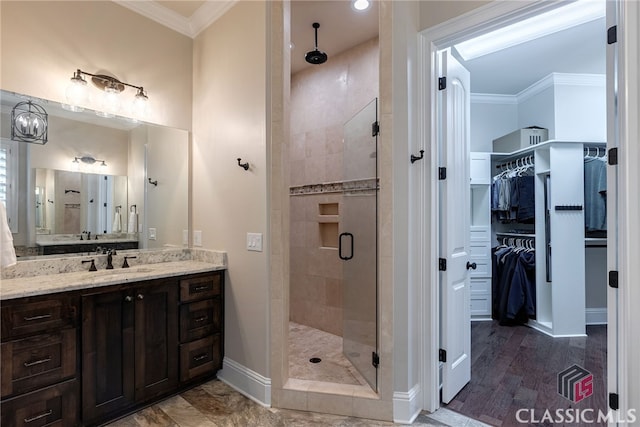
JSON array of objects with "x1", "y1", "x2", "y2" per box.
[
  {"x1": 137, "y1": 294, "x2": 144, "y2": 300},
  {"x1": 125, "y1": 296, "x2": 133, "y2": 302}
]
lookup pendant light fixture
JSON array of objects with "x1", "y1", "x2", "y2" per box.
[
  {"x1": 11, "y1": 100, "x2": 48, "y2": 145},
  {"x1": 305, "y1": 22, "x2": 328, "y2": 65}
]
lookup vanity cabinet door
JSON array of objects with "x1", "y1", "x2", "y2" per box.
[
  {"x1": 81, "y1": 280, "x2": 179, "y2": 424},
  {"x1": 81, "y1": 290, "x2": 135, "y2": 425},
  {"x1": 133, "y1": 280, "x2": 179, "y2": 402}
]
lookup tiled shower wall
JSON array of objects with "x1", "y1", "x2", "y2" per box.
[{"x1": 289, "y1": 37, "x2": 379, "y2": 336}]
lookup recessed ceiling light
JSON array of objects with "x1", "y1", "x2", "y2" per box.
[
  {"x1": 454, "y1": 0, "x2": 605, "y2": 61},
  {"x1": 353, "y1": 0, "x2": 370, "y2": 11}
]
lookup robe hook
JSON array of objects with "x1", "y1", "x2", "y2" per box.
[
  {"x1": 237, "y1": 158, "x2": 249, "y2": 171},
  {"x1": 410, "y1": 150, "x2": 425, "y2": 164},
  {"x1": 148, "y1": 178, "x2": 158, "y2": 186}
]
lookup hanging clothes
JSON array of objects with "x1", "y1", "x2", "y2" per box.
[
  {"x1": 491, "y1": 158, "x2": 535, "y2": 224},
  {"x1": 492, "y1": 243, "x2": 536, "y2": 325}
]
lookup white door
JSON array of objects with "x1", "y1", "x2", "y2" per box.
[{"x1": 439, "y1": 48, "x2": 471, "y2": 404}]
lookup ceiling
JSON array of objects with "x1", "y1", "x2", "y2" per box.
[{"x1": 118, "y1": 1, "x2": 604, "y2": 95}]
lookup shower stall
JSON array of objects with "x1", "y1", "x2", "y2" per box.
[{"x1": 288, "y1": 97, "x2": 379, "y2": 391}]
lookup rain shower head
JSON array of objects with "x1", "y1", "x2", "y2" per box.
[{"x1": 305, "y1": 22, "x2": 328, "y2": 65}]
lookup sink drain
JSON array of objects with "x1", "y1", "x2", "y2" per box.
[{"x1": 309, "y1": 357, "x2": 322, "y2": 364}]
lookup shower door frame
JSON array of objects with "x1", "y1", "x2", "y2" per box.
[{"x1": 340, "y1": 97, "x2": 379, "y2": 392}]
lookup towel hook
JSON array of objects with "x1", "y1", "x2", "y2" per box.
[
  {"x1": 410, "y1": 150, "x2": 424, "y2": 164},
  {"x1": 148, "y1": 178, "x2": 158, "y2": 186},
  {"x1": 237, "y1": 158, "x2": 249, "y2": 171}
]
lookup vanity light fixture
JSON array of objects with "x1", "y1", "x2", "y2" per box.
[
  {"x1": 64, "y1": 69, "x2": 148, "y2": 118},
  {"x1": 73, "y1": 155, "x2": 107, "y2": 167},
  {"x1": 11, "y1": 100, "x2": 48, "y2": 145}
]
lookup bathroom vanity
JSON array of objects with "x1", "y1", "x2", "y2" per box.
[{"x1": 0, "y1": 251, "x2": 225, "y2": 427}]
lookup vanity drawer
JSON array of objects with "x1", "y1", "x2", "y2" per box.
[
  {"x1": 1, "y1": 295, "x2": 78, "y2": 341},
  {"x1": 179, "y1": 334, "x2": 221, "y2": 383},
  {"x1": 180, "y1": 273, "x2": 222, "y2": 302},
  {"x1": 1, "y1": 329, "x2": 77, "y2": 399},
  {"x1": 0, "y1": 378, "x2": 79, "y2": 427},
  {"x1": 180, "y1": 298, "x2": 221, "y2": 342}
]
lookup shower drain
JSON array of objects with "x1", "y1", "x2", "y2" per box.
[{"x1": 309, "y1": 357, "x2": 322, "y2": 364}]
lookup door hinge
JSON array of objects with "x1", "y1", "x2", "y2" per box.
[
  {"x1": 609, "y1": 393, "x2": 619, "y2": 410},
  {"x1": 439, "y1": 258, "x2": 447, "y2": 271},
  {"x1": 372, "y1": 351, "x2": 379, "y2": 368},
  {"x1": 372, "y1": 121, "x2": 380, "y2": 137},
  {"x1": 439, "y1": 349, "x2": 447, "y2": 363},
  {"x1": 609, "y1": 270, "x2": 619, "y2": 288},
  {"x1": 103, "y1": 202, "x2": 107, "y2": 207},
  {"x1": 608, "y1": 147, "x2": 618, "y2": 165},
  {"x1": 607, "y1": 26, "x2": 617, "y2": 44},
  {"x1": 438, "y1": 167, "x2": 447, "y2": 180},
  {"x1": 438, "y1": 77, "x2": 447, "y2": 90}
]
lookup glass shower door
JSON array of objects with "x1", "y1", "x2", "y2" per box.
[{"x1": 341, "y1": 98, "x2": 378, "y2": 391}]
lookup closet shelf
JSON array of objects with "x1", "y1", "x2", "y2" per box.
[
  {"x1": 491, "y1": 139, "x2": 606, "y2": 161},
  {"x1": 496, "y1": 232, "x2": 535, "y2": 238}
]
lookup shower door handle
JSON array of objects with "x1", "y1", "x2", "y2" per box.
[{"x1": 339, "y1": 232, "x2": 354, "y2": 261}]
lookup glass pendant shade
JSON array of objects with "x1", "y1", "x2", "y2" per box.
[
  {"x1": 131, "y1": 89, "x2": 148, "y2": 119},
  {"x1": 97, "y1": 86, "x2": 121, "y2": 118},
  {"x1": 65, "y1": 73, "x2": 89, "y2": 111}
]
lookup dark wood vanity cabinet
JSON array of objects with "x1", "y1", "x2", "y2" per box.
[
  {"x1": 0, "y1": 293, "x2": 80, "y2": 426},
  {"x1": 178, "y1": 273, "x2": 224, "y2": 384},
  {"x1": 1, "y1": 269, "x2": 224, "y2": 426},
  {"x1": 81, "y1": 278, "x2": 179, "y2": 425}
]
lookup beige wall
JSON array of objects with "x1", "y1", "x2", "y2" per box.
[
  {"x1": 289, "y1": 38, "x2": 379, "y2": 337},
  {"x1": 0, "y1": 1, "x2": 193, "y2": 130},
  {"x1": 419, "y1": 0, "x2": 491, "y2": 30},
  {"x1": 192, "y1": 1, "x2": 269, "y2": 377}
]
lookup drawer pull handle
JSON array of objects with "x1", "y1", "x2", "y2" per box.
[
  {"x1": 193, "y1": 353, "x2": 209, "y2": 362},
  {"x1": 137, "y1": 294, "x2": 144, "y2": 300},
  {"x1": 192, "y1": 285, "x2": 211, "y2": 292},
  {"x1": 24, "y1": 410, "x2": 52, "y2": 423},
  {"x1": 125, "y1": 296, "x2": 133, "y2": 302},
  {"x1": 194, "y1": 315, "x2": 208, "y2": 323},
  {"x1": 23, "y1": 314, "x2": 52, "y2": 321},
  {"x1": 24, "y1": 357, "x2": 52, "y2": 367}
]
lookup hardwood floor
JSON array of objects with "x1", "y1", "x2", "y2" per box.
[{"x1": 445, "y1": 321, "x2": 608, "y2": 426}]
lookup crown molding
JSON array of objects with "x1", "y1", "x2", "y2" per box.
[
  {"x1": 471, "y1": 93, "x2": 518, "y2": 104},
  {"x1": 517, "y1": 72, "x2": 605, "y2": 103},
  {"x1": 113, "y1": 0, "x2": 236, "y2": 38}
]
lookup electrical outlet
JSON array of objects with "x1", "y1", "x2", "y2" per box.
[
  {"x1": 194, "y1": 230, "x2": 202, "y2": 247},
  {"x1": 247, "y1": 232, "x2": 263, "y2": 252},
  {"x1": 149, "y1": 228, "x2": 156, "y2": 240},
  {"x1": 182, "y1": 230, "x2": 188, "y2": 245}
]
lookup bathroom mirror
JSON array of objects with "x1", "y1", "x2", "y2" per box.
[
  {"x1": 34, "y1": 168, "x2": 128, "y2": 235},
  {"x1": 0, "y1": 89, "x2": 189, "y2": 258}
]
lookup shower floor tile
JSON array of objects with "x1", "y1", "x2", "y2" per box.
[{"x1": 289, "y1": 321, "x2": 369, "y2": 386}]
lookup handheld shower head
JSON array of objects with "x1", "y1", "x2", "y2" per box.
[{"x1": 305, "y1": 22, "x2": 328, "y2": 65}]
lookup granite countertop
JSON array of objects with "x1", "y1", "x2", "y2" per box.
[{"x1": 1, "y1": 260, "x2": 225, "y2": 301}]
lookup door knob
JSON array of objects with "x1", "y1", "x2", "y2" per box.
[
  {"x1": 137, "y1": 294, "x2": 144, "y2": 300},
  {"x1": 124, "y1": 296, "x2": 133, "y2": 302},
  {"x1": 466, "y1": 261, "x2": 477, "y2": 270}
]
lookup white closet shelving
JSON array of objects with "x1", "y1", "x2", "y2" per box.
[{"x1": 470, "y1": 140, "x2": 606, "y2": 336}]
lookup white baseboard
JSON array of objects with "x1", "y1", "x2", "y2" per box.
[
  {"x1": 586, "y1": 308, "x2": 608, "y2": 325},
  {"x1": 216, "y1": 357, "x2": 271, "y2": 407},
  {"x1": 393, "y1": 384, "x2": 422, "y2": 424}
]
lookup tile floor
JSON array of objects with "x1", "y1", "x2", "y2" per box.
[
  {"x1": 288, "y1": 321, "x2": 368, "y2": 386},
  {"x1": 106, "y1": 379, "x2": 488, "y2": 427},
  {"x1": 107, "y1": 322, "x2": 488, "y2": 426}
]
